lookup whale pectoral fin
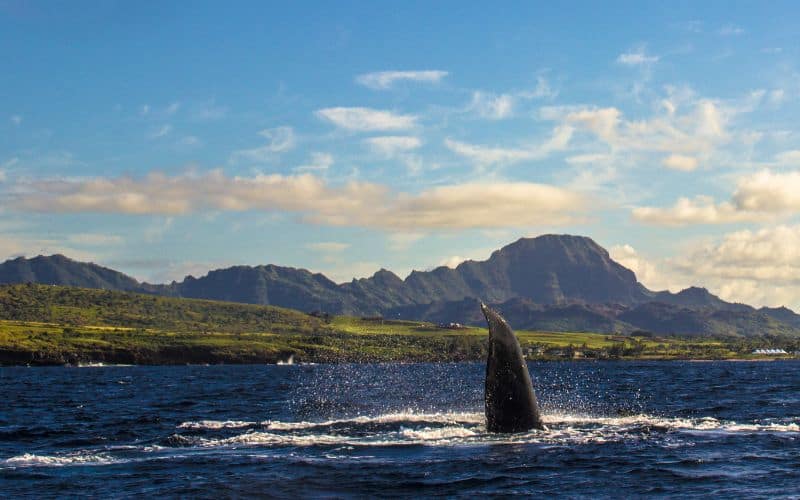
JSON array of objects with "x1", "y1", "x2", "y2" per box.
[{"x1": 482, "y1": 303, "x2": 545, "y2": 432}]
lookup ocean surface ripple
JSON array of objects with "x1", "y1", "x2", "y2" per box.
[{"x1": 2, "y1": 361, "x2": 800, "y2": 497}]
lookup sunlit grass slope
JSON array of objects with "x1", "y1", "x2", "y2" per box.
[{"x1": 0, "y1": 284, "x2": 790, "y2": 365}]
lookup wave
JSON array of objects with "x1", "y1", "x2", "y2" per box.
[
  {"x1": 544, "y1": 413, "x2": 800, "y2": 433},
  {"x1": 178, "y1": 420, "x2": 256, "y2": 430},
  {"x1": 178, "y1": 411, "x2": 483, "y2": 432},
  {"x1": 180, "y1": 411, "x2": 800, "y2": 435},
  {"x1": 6, "y1": 412, "x2": 798, "y2": 469},
  {"x1": 170, "y1": 411, "x2": 800, "y2": 449},
  {"x1": 73, "y1": 362, "x2": 134, "y2": 368},
  {"x1": 2, "y1": 452, "x2": 121, "y2": 467}
]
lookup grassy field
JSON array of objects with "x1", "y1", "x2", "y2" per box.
[{"x1": 0, "y1": 284, "x2": 794, "y2": 365}]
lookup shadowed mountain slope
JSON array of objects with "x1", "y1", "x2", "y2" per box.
[{"x1": 2, "y1": 234, "x2": 799, "y2": 337}]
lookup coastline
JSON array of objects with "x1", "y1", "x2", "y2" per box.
[
  {"x1": 2, "y1": 285, "x2": 797, "y2": 368},
  {"x1": 1, "y1": 349, "x2": 794, "y2": 367}
]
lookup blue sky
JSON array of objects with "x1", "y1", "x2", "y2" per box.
[{"x1": 3, "y1": 1, "x2": 800, "y2": 308}]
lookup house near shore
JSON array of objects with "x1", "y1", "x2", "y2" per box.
[
  {"x1": 437, "y1": 322, "x2": 466, "y2": 330},
  {"x1": 752, "y1": 348, "x2": 788, "y2": 355}
]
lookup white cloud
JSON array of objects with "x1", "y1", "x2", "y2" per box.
[
  {"x1": 295, "y1": 152, "x2": 334, "y2": 172},
  {"x1": 662, "y1": 154, "x2": 699, "y2": 171},
  {"x1": 469, "y1": 91, "x2": 515, "y2": 119},
  {"x1": 524, "y1": 75, "x2": 558, "y2": 100},
  {"x1": 373, "y1": 182, "x2": 586, "y2": 229},
  {"x1": 365, "y1": 136, "x2": 421, "y2": 156},
  {"x1": 445, "y1": 125, "x2": 573, "y2": 166},
  {"x1": 439, "y1": 255, "x2": 467, "y2": 269},
  {"x1": 4, "y1": 171, "x2": 587, "y2": 230},
  {"x1": 140, "y1": 105, "x2": 150, "y2": 116},
  {"x1": 469, "y1": 77, "x2": 558, "y2": 120},
  {"x1": 306, "y1": 241, "x2": 350, "y2": 253},
  {"x1": 230, "y1": 126, "x2": 295, "y2": 163},
  {"x1": 633, "y1": 196, "x2": 757, "y2": 226},
  {"x1": 670, "y1": 226, "x2": 800, "y2": 308},
  {"x1": 731, "y1": 170, "x2": 800, "y2": 212},
  {"x1": 633, "y1": 170, "x2": 800, "y2": 225},
  {"x1": 10, "y1": 115, "x2": 22, "y2": 126},
  {"x1": 616, "y1": 48, "x2": 659, "y2": 66},
  {"x1": 316, "y1": 107, "x2": 417, "y2": 131},
  {"x1": 609, "y1": 244, "x2": 670, "y2": 290},
  {"x1": 355, "y1": 70, "x2": 448, "y2": 89},
  {"x1": 775, "y1": 150, "x2": 800, "y2": 166},
  {"x1": 544, "y1": 97, "x2": 731, "y2": 157}
]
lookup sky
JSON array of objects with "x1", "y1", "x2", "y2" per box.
[{"x1": 2, "y1": 1, "x2": 800, "y2": 308}]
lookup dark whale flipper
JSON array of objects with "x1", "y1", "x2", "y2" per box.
[{"x1": 481, "y1": 302, "x2": 545, "y2": 432}]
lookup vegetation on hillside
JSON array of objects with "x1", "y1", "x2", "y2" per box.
[{"x1": 0, "y1": 284, "x2": 797, "y2": 365}]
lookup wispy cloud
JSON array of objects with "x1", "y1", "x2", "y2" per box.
[
  {"x1": 230, "y1": 126, "x2": 295, "y2": 163},
  {"x1": 0, "y1": 158, "x2": 18, "y2": 182},
  {"x1": 356, "y1": 70, "x2": 448, "y2": 90},
  {"x1": 616, "y1": 47, "x2": 660, "y2": 66},
  {"x1": 364, "y1": 136, "x2": 421, "y2": 156},
  {"x1": 445, "y1": 125, "x2": 573, "y2": 167},
  {"x1": 176, "y1": 136, "x2": 202, "y2": 149},
  {"x1": 10, "y1": 115, "x2": 22, "y2": 126},
  {"x1": 469, "y1": 91, "x2": 515, "y2": 119},
  {"x1": 193, "y1": 101, "x2": 228, "y2": 121},
  {"x1": 295, "y1": 152, "x2": 334, "y2": 172},
  {"x1": 775, "y1": 150, "x2": 800, "y2": 166},
  {"x1": 306, "y1": 241, "x2": 350, "y2": 252},
  {"x1": 467, "y1": 77, "x2": 557, "y2": 120},
  {"x1": 662, "y1": 154, "x2": 699, "y2": 171},
  {"x1": 316, "y1": 107, "x2": 417, "y2": 131},
  {"x1": 144, "y1": 217, "x2": 174, "y2": 243},
  {"x1": 542, "y1": 95, "x2": 732, "y2": 158},
  {"x1": 387, "y1": 232, "x2": 425, "y2": 251},
  {"x1": 149, "y1": 124, "x2": 173, "y2": 139},
  {"x1": 718, "y1": 24, "x2": 745, "y2": 36},
  {"x1": 66, "y1": 233, "x2": 123, "y2": 246},
  {"x1": 524, "y1": 75, "x2": 558, "y2": 100},
  {"x1": 165, "y1": 102, "x2": 180, "y2": 115}
]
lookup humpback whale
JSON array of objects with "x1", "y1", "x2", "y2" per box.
[{"x1": 481, "y1": 303, "x2": 545, "y2": 432}]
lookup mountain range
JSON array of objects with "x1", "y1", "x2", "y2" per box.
[{"x1": 1, "y1": 234, "x2": 797, "y2": 338}]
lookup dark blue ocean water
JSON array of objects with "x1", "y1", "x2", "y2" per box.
[{"x1": 1, "y1": 361, "x2": 799, "y2": 498}]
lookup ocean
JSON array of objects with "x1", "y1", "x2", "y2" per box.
[{"x1": 2, "y1": 361, "x2": 799, "y2": 497}]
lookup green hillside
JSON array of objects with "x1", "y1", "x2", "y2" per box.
[{"x1": 0, "y1": 284, "x2": 795, "y2": 365}]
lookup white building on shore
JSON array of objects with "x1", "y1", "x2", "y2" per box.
[{"x1": 752, "y1": 348, "x2": 788, "y2": 355}]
